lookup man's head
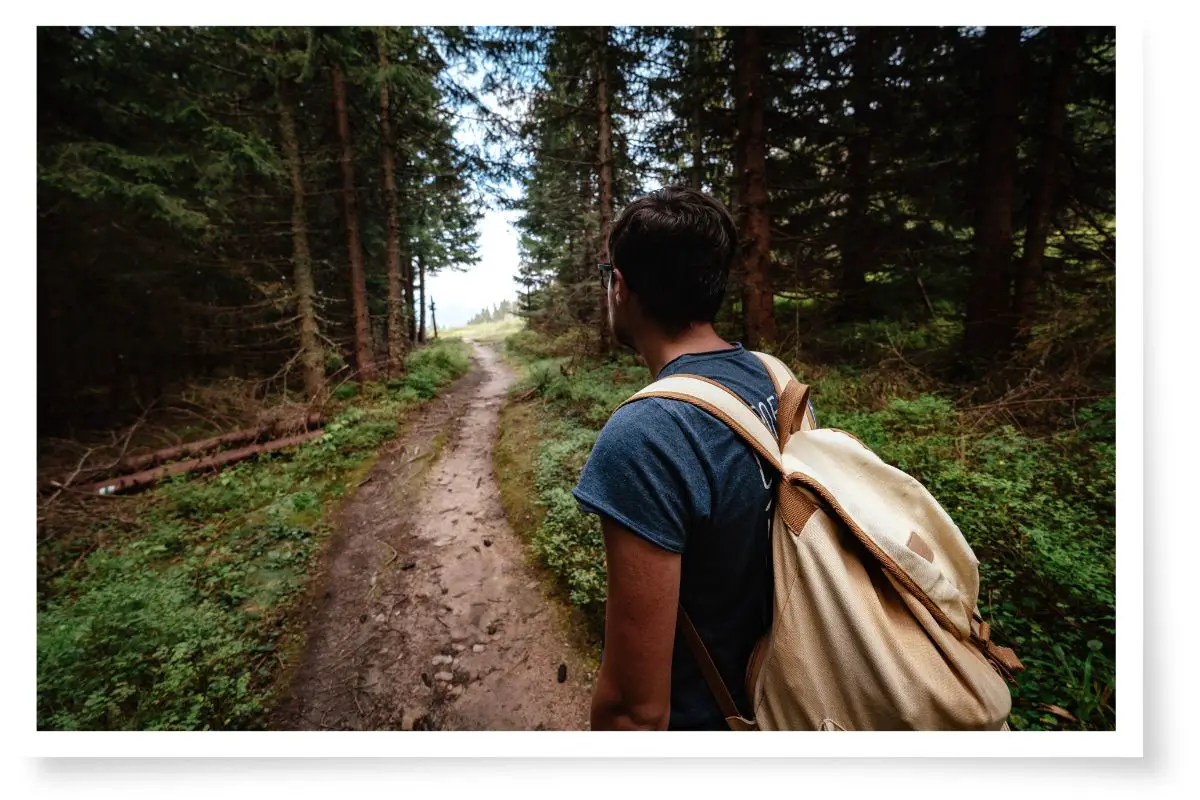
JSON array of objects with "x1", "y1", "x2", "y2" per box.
[{"x1": 603, "y1": 186, "x2": 738, "y2": 348}]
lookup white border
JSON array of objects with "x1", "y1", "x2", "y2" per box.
[
  {"x1": 33, "y1": 730, "x2": 1136, "y2": 758},
  {"x1": 11, "y1": 0, "x2": 1151, "y2": 776}
]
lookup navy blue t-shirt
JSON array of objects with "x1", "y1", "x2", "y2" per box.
[{"x1": 573, "y1": 343, "x2": 791, "y2": 730}]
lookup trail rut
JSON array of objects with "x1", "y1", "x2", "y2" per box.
[{"x1": 274, "y1": 342, "x2": 593, "y2": 731}]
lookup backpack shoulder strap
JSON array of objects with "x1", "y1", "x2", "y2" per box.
[
  {"x1": 677, "y1": 606, "x2": 757, "y2": 731},
  {"x1": 751, "y1": 351, "x2": 817, "y2": 443},
  {"x1": 620, "y1": 374, "x2": 782, "y2": 472},
  {"x1": 750, "y1": 350, "x2": 794, "y2": 396}
]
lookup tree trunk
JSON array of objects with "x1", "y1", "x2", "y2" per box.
[
  {"x1": 689, "y1": 27, "x2": 704, "y2": 191},
  {"x1": 418, "y1": 253, "x2": 427, "y2": 344},
  {"x1": 963, "y1": 26, "x2": 1022, "y2": 364},
  {"x1": 377, "y1": 32, "x2": 407, "y2": 378},
  {"x1": 406, "y1": 240, "x2": 417, "y2": 344},
  {"x1": 430, "y1": 298, "x2": 438, "y2": 339},
  {"x1": 734, "y1": 26, "x2": 776, "y2": 349},
  {"x1": 595, "y1": 26, "x2": 615, "y2": 355},
  {"x1": 277, "y1": 89, "x2": 326, "y2": 400},
  {"x1": 331, "y1": 61, "x2": 377, "y2": 382},
  {"x1": 1014, "y1": 27, "x2": 1077, "y2": 328},
  {"x1": 839, "y1": 27, "x2": 879, "y2": 319}
]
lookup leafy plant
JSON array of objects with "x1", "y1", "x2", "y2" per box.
[
  {"x1": 501, "y1": 328, "x2": 1116, "y2": 731},
  {"x1": 37, "y1": 339, "x2": 472, "y2": 730}
]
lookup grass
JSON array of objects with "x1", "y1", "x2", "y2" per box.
[
  {"x1": 497, "y1": 335, "x2": 650, "y2": 628},
  {"x1": 441, "y1": 314, "x2": 525, "y2": 344},
  {"x1": 809, "y1": 361, "x2": 1115, "y2": 731},
  {"x1": 493, "y1": 356, "x2": 607, "y2": 663},
  {"x1": 36, "y1": 339, "x2": 472, "y2": 731},
  {"x1": 494, "y1": 399, "x2": 541, "y2": 542},
  {"x1": 497, "y1": 322, "x2": 1115, "y2": 732}
]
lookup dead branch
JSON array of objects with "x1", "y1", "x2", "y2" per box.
[{"x1": 41, "y1": 446, "x2": 96, "y2": 508}]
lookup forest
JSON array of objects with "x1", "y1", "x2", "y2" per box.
[{"x1": 37, "y1": 26, "x2": 1115, "y2": 732}]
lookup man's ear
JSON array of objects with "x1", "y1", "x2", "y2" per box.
[{"x1": 612, "y1": 268, "x2": 625, "y2": 304}]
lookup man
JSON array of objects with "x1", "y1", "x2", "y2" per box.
[{"x1": 574, "y1": 186, "x2": 793, "y2": 730}]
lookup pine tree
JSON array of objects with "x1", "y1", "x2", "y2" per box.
[
  {"x1": 377, "y1": 27, "x2": 408, "y2": 377},
  {"x1": 964, "y1": 26, "x2": 1022, "y2": 364},
  {"x1": 732, "y1": 26, "x2": 776, "y2": 348}
]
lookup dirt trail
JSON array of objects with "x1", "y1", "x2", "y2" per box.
[{"x1": 274, "y1": 342, "x2": 593, "y2": 731}]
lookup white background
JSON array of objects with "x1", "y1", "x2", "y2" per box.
[{"x1": 7, "y1": 0, "x2": 1192, "y2": 796}]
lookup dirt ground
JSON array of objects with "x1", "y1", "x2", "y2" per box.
[{"x1": 272, "y1": 342, "x2": 594, "y2": 731}]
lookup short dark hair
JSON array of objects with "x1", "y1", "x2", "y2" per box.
[{"x1": 607, "y1": 186, "x2": 738, "y2": 333}]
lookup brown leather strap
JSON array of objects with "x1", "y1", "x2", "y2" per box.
[
  {"x1": 677, "y1": 604, "x2": 746, "y2": 726},
  {"x1": 776, "y1": 380, "x2": 813, "y2": 449},
  {"x1": 971, "y1": 611, "x2": 1025, "y2": 683},
  {"x1": 752, "y1": 351, "x2": 816, "y2": 436}
]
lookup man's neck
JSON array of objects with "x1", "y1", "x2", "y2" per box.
[{"x1": 636, "y1": 323, "x2": 735, "y2": 377}]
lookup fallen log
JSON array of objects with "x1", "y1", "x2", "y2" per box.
[
  {"x1": 117, "y1": 412, "x2": 324, "y2": 473},
  {"x1": 41, "y1": 412, "x2": 324, "y2": 491},
  {"x1": 84, "y1": 429, "x2": 324, "y2": 496}
]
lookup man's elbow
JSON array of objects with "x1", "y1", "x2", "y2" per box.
[{"x1": 592, "y1": 696, "x2": 670, "y2": 731}]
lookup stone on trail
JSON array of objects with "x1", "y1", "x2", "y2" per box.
[
  {"x1": 472, "y1": 643, "x2": 486, "y2": 653},
  {"x1": 434, "y1": 671, "x2": 454, "y2": 682}
]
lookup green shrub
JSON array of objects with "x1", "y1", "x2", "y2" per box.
[
  {"x1": 509, "y1": 356, "x2": 650, "y2": 631},
  {"x1": 37, "y1": 336, "x2": 474, "y2": 730},
  {"x1": 531, "y1": 486, "x2": 607, "y2": 611},
  {"x1": 403, "y1": 339, "x2": 471, "y2": 399},
  {"x1": 807, "y1": 315, "x2": 963, "y2": 364},
  {"x1": 505, "y1": 328, "x2": 548, "y2": 359},
  {"x1": 39, "y1": 553, "x2": 263, "y2": 730},
  {"x1": 819, "y1": 388, "x2": 1115, "y2": 730},
  {"x1": 506, "y1": 328, "x2": 1116, "y2": 731}
]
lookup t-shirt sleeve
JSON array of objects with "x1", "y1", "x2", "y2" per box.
[{"x1": 572, "y1": 400, "x2": 711, "y2": 554}]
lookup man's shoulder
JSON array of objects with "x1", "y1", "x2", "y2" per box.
[
  {"x1": 598, "y1": 393, "x2": 741, "y2": 462},
  {"x1": 601, "y1": 396, "x2": 682, "y2": 439}
]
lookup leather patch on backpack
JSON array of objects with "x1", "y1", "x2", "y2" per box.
[{"x1": 907, "y1": 531, "x2": 935, "y2": 563}]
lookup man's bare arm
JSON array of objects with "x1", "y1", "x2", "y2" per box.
[{"x1": 590, "y1": 516, "x2": 681, "y2": 731}]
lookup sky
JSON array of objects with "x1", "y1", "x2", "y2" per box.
[
  {"x1": 423, "y1": 51, "x2": 525, "y2": 331},
  {"x1": 426, "y1": 207, "x2": 521, "y2": 330}
]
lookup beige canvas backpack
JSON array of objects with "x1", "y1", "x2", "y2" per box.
[{"x1": 623, "y1": 351, "x2": 1023, "y2": 731}]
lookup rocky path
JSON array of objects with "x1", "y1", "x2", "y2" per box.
[{"x1": 273, "y1": 342, "x2": 593, "y2": 731}]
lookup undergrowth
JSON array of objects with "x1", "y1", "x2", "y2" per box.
[
  {"x1": 500, "y1": 323, "x2": 1115, "y2": 732},
  {"x1": 36, "y1": 339, "x2": 471, "y2": 730}
]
